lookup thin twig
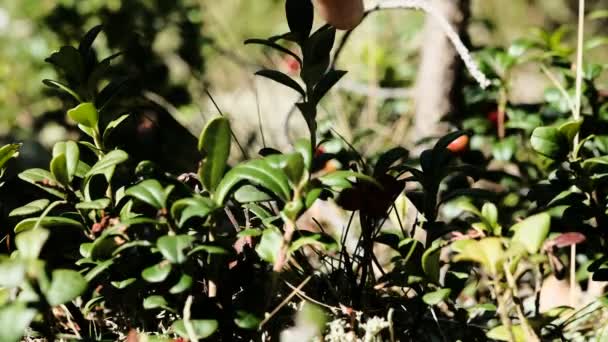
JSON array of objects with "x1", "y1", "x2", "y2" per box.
[{"x1": 259, "y1": 275, "x2": 312, "y2": 329}]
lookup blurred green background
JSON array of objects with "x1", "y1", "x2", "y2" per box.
[{"x1": 0, "y1": 0, "x2": 607, "y2": 153}]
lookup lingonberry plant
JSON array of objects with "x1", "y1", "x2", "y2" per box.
[{"x1": 1, "y1": 0, "x2": 608, "y2": 341}]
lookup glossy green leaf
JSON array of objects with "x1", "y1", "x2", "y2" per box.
[
  {"x1": 558, "y1": 119, "x2": 583, "y2": 145},
  {"x1": 0, "y1": 303, "x2": 37, "y2": 342},
  {"x1": 255, "y1": 69, "x2": 305, "y2": 97},
  {"x1": 45, "y1": 269, "x2": 88, "y2": 306},
  {"x1": 169, "y1": 274, "x2": 193, "y2": 294},
  {"x1": 244, "y1": 39, "x2": 302, "y2": 65},
  {"x1": 422, "y1": 288, "x2": 451, "y2": 305},
  {"x1": 111, "y1": 278, "x2": 137, "y2": 289},
  {"x1": 18, "y1": 168, "x2": 66, "y2": 198},
  {"x1": 215, "y1": 159, "x2": 291, "y2": 204},
  {"x1": 255, "y1": 226, "x2": 283, "y2": 264},
  {"x1": 171, "y1": 196, "x2": 217, "y2": 227},
  {"x1": 157, "y1": 235, "x2": 194, "y2": 264},
  {"x1": 53, "y1": 141, "x2": 80, "y2": 182},
  {"x1": 103, "y1": 114, "x2": 130, "y2": 143},
  {"x1": 9, "y1": 199, "x2": 50, "y2": 217},
  {"x1": 530, "y1": 126, "x2": 568, "y2": 160},
  {"x1": 288, "y1": 232, "x2": 338, "y2": 254},
  {"x1": 76, "y1": 198, "x2": 111, "y2": 210},
  {"x1": 143, "y1": 295, "x2": 168, "y2": 310},
  {"x1": 234, "y1": 311, "x2": 262, "y2": 330},
  {"x1": 454, "y1": 237, "x2": 505, "y2": 275},
  {"x1": 85, "y1": 149, "x2": 129, "y2": 179},
  {"x1": 15, "y1": 228, "x2": 49, "y2": 260},
  {"x1": 50, "y1": 154, "x2": 70, "y2": 185},
  {"x1": 125, "y1": 179, "x2": 170, "y2": 209},
  {"x1": 283, "y1": 153, "x2": 305, "y2": 185},
  {"x1": 0, "y1": 143, "x2": 20, "y2": 171},
  {"x1": 319, "y1": 171, "x2": 381, "y2": 190},
  {"x1": 234, "y1": 185, "x2": 273, "y2": 203},
  {"x1": 198, "y1": 116, "x2": 232, "y2": 192},
  {"x1": 422, "y1": 242, "x2": 442, "y2": 284},
  {"x1": 14, "y1": 216, "x2": 84, "y2": 233},
  {"x1": 510, "y1": 212, "x2": 550, "y2": 254},
  {"x1": 67, "y1": 102, "x2": 98, "y2": 128},
  {"x1": 42, "y1": 79, "x2": 82, "y2": 102},
  {"x1": 84, "y1": 260, "x2": 114, "y2": 282},
  {"x1": 189, "y1": 245, "x2": 230, "y2": 256},
  {"x1": 142, "y1": 262, "x2": 172, "y2": 283},
  {"x1": 172, "y1": 319, "x2": 218, "y2": 340}
]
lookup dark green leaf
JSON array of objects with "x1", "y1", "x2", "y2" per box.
[
  {"x1": 255, "y1": 69, "x2": 306, "y2": 97},
  {"x1": 0, "y1": 143, "x2": 20, "y2": 171},
  {"x1": 143, "y1": 295, "x2": 168, "y2": 310},
  {"x1": 171, "y1": 196, "x2": 217, "y2": 227},
  {"x1": 102, "y1": 114, "x2": 130, "y2": 143},
  {"x1": 311, "y1": 69, "x2": 347, "y2": 104},
  {"x1": 255, "y1": 226, "x2": 283, "y2": 264},
  {"x1": 244, "y1": 39, "x2": 302, "y2": 65},
  {"x1": 285, "y1": 0, "x2": 313, "y2": 42},
  {"x1": 125, "y1": 179, "x2": 170, "y2": 209},
  {"x1": 157, "y1": 235, "x2": 194, "y2": 264},
  {"x1": 531, "y1": 126, "x2": 568, "y2": 160},
  {"x1": 42, "y1": 79, "x2": 82, "y2": 102},
  {"x1": 76, "y1": 198, "x2": 111, "y2": 210},
  {"x1": 169, "y1": 274, "x2": 193, "y2": 294},
  {"x1": 198, "y1": 116, "x2": 232, "y2": 192}
]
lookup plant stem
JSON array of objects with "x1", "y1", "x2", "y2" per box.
[{"x1": 573, "y1": 0, "x2": 586, "y2": 146}]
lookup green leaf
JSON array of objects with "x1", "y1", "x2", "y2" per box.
[
  {"x1": 487, "y1": 324, "x2": 526, "y2": 342},
  {"x1": 582, "y1": 156, "x2": 608, "y2": 170},
  {"x1": 198, "y1": 117, "x2": 232, "y2": 192},
  {"x1": 0, "y1": 259, "x2": 26, "y2": 288},
  {"x1": 255, "y1": 226, "x2": 283, "y2": 264},
  {"x1": 102, "y1": 114, "x2": 130, "y2": 143},
  {"x1": 143, "y1": 295, "x2": 168, "y2": 310},
  {"x1": 18, "y1": 168, "x2": 66, "y2": 198},
  {"x1": 52, "y1": 141, "x2": 80, "y2": 183},
  {"x1": 45, "y1": 46, "x2": 84, "y2": 82},
  {"x1": 558, "y1": 119, "x2": 583, "y2": 145},
  {"x1": 311, "y1": 69, "x2": 347, "y2": 104},
  {"x1": 169, "y1": 274, "x2": 193, "y2": 294},
  {"x1": 75, "y1": 198, "x2": 111, "y2": 210},
  {"x1": 283, "y1": 153, "x2": 305, "y2": 185},
  {"x1": 14, "y1": 216, "x2": 84, "y2": 233},
  {"x1": 42, "y1": 79, "x2": 82, "y2": 102},
  {"x1": 157, "y1": 235, "x2": 194, "y2": 264},
  {"x1": 85, "y1": 149, "x2": 129, "y2": 179},
  {"x1": 454, "y1": 237, "x2": 505, "y2": 275},
  {"x1": 244, "y1": 39, "x2": 302, "y2": 65},
  {"x1": 188, "y1": 245, "x2": 230, "y2": 256},
  {"x1": 15, "y1": 228, "x2": 49, "y2": 259},
  {"x1": 84, "y1": 259, "x2": 114, "y2": 282},
  {"x1": 142, "y1": 262, "x2": 172, "y2": 283},
  {"x1": 215, "y1": 159, "x2": 291, "y2": 204},
  {"x1": 111, "y1": 278, "x2": 137, "y2": 289},
  {"x1": 67, "y1": 102, "x2": 99, "y2": 128},
  {"x1": 171, "y1": 196, "x2": 217, "y2": 227},
  {"x1": 285, "y1": 0, "x2": 313, "y2": 42},
  {"x1": 0, "y1": 303, "x2": 37, "y2": 342},
  {"x1": 422, "y1": 242, "x2": 442, "y2": 284},
  {"x1": 125, "y1": 179, "x2": 170, "y2": 209},
  {"x1": 422, "y1": 288, "x2": 451, "y2": 305},
  {"x1": 172, "y1": 319, "x2": 218, "y2": 340},
  {"x1": 234, "y1": 185, "x2": 273, "y2": 203},
  {"x1": 255, "y1": 69, "x2": 306, "y2": 97},
  {"x1": 50, "y1": 154, "x2": 70, "y2": 186},
  {"x1": 288, "y1": 232, "x2": 338, "y2": 254},
  {"x1": 234, "y1": 311, "x2": 261, "y2": 330},
  {"x1": 45, "y1": 269, "x2": 88, "y2": 306},
  {"x1": 530, "y1": 126, "x2": 568, "y2": 160},
  {"x1": 0, "y1": 143, "x2": 20, "y2": 171},
  {"x1": 319, "y1": 171, "x2": 381, "y2": 190},
  {"x1": 9, "y1": 199, "x2": 50, "y2": 217},
  {"x1": 510, "y1": 212, "x2": 550, "y2": 254}
]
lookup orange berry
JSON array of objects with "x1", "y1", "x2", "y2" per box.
[
  {"x1": 447, "y1": 135, "x2": 469, "y2": 153},
  {"x1": 315, "y1": 0, "x2": 365, "y2": 31}
]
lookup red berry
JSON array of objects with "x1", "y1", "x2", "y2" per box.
[
  {"x1": 487, "y1": 110, "x2": 499, "y2": 124},
  {"x1": 447, "y1": 135, "x2": 469, "y2": 153}
]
